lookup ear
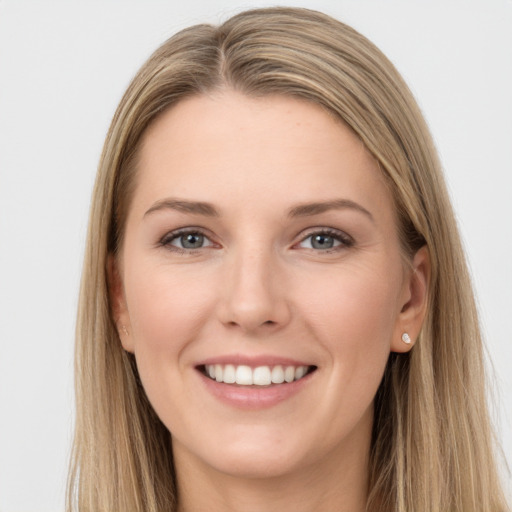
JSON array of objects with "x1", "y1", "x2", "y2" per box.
[
  {"x1": 391, "y1": 245, "x2": 430, "y2": 353},
  {"x1": 107, "y1": 254, "x2": 134, "y2": 353}
]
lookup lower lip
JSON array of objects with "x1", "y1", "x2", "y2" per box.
[{"x1": 197, "y1": 370, "x2": 315, "y2": 410}]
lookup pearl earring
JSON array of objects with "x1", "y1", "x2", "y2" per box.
[
  {"x1": 401, "y1": 332, "x2": 411, "y2": 344},
  {"x1": 121, "y1": 325, "x2": 129, "y2": 336}
]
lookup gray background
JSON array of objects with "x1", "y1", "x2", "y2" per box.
[{"x1": 1, "y1": 1, "x2": 511, "y2": 510}]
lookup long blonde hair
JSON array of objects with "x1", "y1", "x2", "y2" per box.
[{"x1": 68, "y1": 7, "x2": 509, "y2": 511}]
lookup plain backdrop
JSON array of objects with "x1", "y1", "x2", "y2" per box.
[{"x1": 0, "y1": 1, "x2": 511, "y2": 510}]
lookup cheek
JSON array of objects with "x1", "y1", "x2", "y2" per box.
[
  {"x1": 124, "y1": 261, "x2": 216, "y2": 360},
  {"x1": 304, "y1": 259, "x2": 401, "y2": 338},
  {"x1": 122, "y1": 264, "x2": 217, "y2": 427},
  {"x1": 301, "y1": 261, "x2": 401, "y2": 397}
]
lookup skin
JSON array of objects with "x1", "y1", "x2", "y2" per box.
[{"x1": 111, "y1": 90, "x2": 429, "y2": 512}]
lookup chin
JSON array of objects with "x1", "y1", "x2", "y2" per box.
[
  {"x1": 206, "y1": 449, "x2": 303, "y2": 480},
  {"x1": 174, "y1": 428, "x2": 310, "y2": 480}
]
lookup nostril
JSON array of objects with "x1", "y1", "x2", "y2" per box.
[{"x1": 226, "y1": 319, "x2": 277, "y2": 329}]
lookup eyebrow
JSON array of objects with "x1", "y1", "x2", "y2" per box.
[
  {"x1": 144, "y1": 197, "x2": 373, "y2": 222},
  {"x1": 287, "y1": 199, "x2": 374, "y2": 221},
  {"x1": 144, "y1": 198, "x2": 219, "y2": 218}
]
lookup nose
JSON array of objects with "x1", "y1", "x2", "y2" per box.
[{"x1": 217, "y1": 246, "x2": 291, "y2": 334}]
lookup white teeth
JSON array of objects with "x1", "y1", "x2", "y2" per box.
[
  {"x1": 204, "y1": 364, "x2": 311, "y2": 386},
  {"x1": 284, "y1": 366, "x2": 295, "y2": 383},
  {"x1": 223, "y1": 364, "x2": 236, "y2": 384},
  {"x1": 253, "y1": 366, "x2": 272, "y2": 386},
  {"x1": 235, "y1": 365, "x2": 253, "y2": 385},
  {"x1": 271, "y1": 365, "x2": 285, "y2": 384},
  {"x1": 295, "y1": 366, "x2": 306, "y2": 380},
  {"x1": 215, "y1": 364, "x2": 223, "y2": 382}
]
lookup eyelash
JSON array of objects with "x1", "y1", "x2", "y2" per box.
[
  {"x1": 158, "y1": 228, "x2": 215, "y2": 254},
  {"x1": 158, "y1": 227, "x2": 354, "y2": 254},
  {"x1": 296, "y1": 228, "x2": 354, "y2": 252}
]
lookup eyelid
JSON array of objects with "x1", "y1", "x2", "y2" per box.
[
  {"x1": 158, "y1": 227, "x2": 219, "y2": 252},
  {"x1": 157, "y1": 226, "x2": 353, "y2": 253},
  {"x1": 294, "y1": 227, "x2": 354, "y2": 250}
]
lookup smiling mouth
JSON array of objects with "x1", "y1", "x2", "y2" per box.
[{"x1": 198, "y1": 364, "x2": 317, "y2": 386}]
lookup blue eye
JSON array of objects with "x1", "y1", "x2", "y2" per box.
[
  {"x1": 298, "y1": 230, "x2": 353, "y2": 251},
  {"x1": 161, "y1": 230, "x2": 214, "y2": 251},
  {"x1": 176, "y1": 233, "x2": 206, "y2": 249}
]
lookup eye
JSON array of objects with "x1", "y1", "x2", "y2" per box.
[
  {"x1": 160, "y1": 229, "x2": 215, "y2": 251},
  {"x1": 297, "y1": 229, "x2": 353, "y2": 251}
]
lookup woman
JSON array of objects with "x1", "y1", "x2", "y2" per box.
[{"x1": 67, "y1": 7, "x2": 509, "y2": 511}]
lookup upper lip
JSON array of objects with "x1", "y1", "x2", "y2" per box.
[{"x1": 195, "y1": 354, "x2": 314, "y2": 368}]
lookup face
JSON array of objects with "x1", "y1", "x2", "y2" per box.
[{"x1": 112, "y1": 91, "x2": 428, "y2": 481}]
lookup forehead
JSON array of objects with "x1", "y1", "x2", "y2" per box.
[{"x1": 132, "y1": 91, "x2": 393, "y2": 221}]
